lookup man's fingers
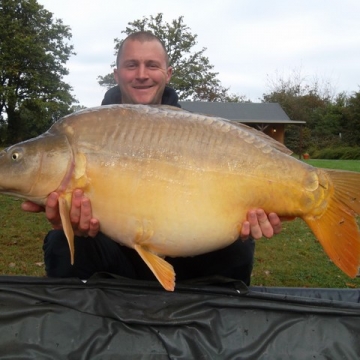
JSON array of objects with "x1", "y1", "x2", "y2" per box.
[
  {"x1": 46, "y1": 192, "x2": 59, "y2": 209},
  {"x1": 246, "y1": 209, "x2": 277, "y2": 240},
  {"x1": 268, "y1": 212, "x2": 282, "y2": 234},
  {"x1": 240, "y1": 221, "x2": 250, "y2": 240},
  {"x1": 21, "y1": 201, "x2": 44, "y2": 213},
  {"x1": 248, "y1": 210, "x2": 263, "y2": 239},
  {"x1": 256, "y1": 209, "x2": 274, "y2": 238},
  {"x1": 73, "y1": 195, "x2": 100, "y2": 238},
  {"x1": 77, "y1": 197, "x2": 92, "y2": 232},
  {"x1": 45, "y1": 192, "x2": 61, "y2": 228},
  {"x1": 87, "y1": 219, "x2": 100, "y2": 238},
  {"x1": 70, "y1": 189, "x2": 83, "y2": 224},
  {"x1": 22, "y1": 189, "x2": 100, "y2": 237}
]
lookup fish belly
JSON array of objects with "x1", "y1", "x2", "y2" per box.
[{"x1": 85, "y1": 161, "x2": 248, "y2": 257}]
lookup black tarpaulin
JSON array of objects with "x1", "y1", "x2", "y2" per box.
[{"x1": 0, "y1": 275, "x2": 359, "y2": 359}]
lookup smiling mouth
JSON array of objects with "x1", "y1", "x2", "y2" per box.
[{"x1": 133, "y1": 86, "x2": 153, "y2": 90}]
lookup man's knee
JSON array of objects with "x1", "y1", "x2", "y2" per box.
[
  {"x1": 43, "y1": 230, "x2": 72, "y2": 277},
  {"x1": 43, "y1": 230, "x2": 69, "y2": 255}
]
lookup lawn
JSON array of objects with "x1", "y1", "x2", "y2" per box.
[
  {"x1": 305, "y1": 158, "x2": 360, "y2": 172},
  {"x1": 0, "y1": 196, "x2": 49, "y2": 276},
  {"x1": 0, "y1": 159, "x2": 359, "y2": 288}
]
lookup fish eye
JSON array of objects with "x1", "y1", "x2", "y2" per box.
[{"x1": 10, "y1": 149, "x2": 22, "y2": 161}]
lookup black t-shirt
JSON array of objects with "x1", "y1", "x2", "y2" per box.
[{"x1": 101, "y1": 86, "x2": 181, "y2": 107}]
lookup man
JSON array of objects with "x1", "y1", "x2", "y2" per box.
[
  {"x1": 22, "y1": 32, "x2": 281, "y2": 285},
  {"x1": 102, "y1": 31, "x2": 178, "y2": 107}
]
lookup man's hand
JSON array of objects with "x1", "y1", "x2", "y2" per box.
[
  {"x1": 21, "y1": 189, "x2": 100, "y2": 237},
  {"x1": 240, "y1": 209, "x2": 282, "y2": 240}
]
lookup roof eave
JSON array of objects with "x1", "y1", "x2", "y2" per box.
[{"x1": 233, "y1": 120, "x2": 306, "y2": 124}]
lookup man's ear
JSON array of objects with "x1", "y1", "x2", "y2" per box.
[
  {"x1": 166, "y1": 67, "x2": 173, "y2": 83},
  {"x1": 113, "y1": 68, "x2": 120, "y2": 84}
]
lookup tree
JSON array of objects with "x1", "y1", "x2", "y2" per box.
[
  {"x1": 261, "y1": 68, "x2": 336, "y2": 153},
  {"x1": 340, "y1": 89, "x2": 360, "y2": 146},
  {"x1": 0, "y1": 0, "x2": 76, "y2": 144},
  {"x1": 97, "y1": 13, "x2": 246, "y2": 102}
]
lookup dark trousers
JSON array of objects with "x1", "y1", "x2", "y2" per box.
[{"x1": 43, "y1": 230, "x2": 255, "y2": 285}]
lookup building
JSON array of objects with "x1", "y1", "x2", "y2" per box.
[{"x1": 180, "y1": 102, "x2": 305, "y2": 144}]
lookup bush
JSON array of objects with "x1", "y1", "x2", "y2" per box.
[{"x1": 311, "y1": 146, "x2": 360, "y2": 159}]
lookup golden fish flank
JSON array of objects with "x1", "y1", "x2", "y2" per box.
[{"x1": 0, "y1": 104, "x2": 359, "y2": 291}]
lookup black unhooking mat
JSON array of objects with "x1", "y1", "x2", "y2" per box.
[{"x1": 0, "y1": 274, "x2": 359, "y2": 359}]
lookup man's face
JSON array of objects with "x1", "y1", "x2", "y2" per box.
[{"x1": 114, "y1": 40, "x2": 172, "y2": 105}]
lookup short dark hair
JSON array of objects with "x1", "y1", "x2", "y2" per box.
[{"x1": 116, "y1": 31, "x2": 169, "y2": 67}]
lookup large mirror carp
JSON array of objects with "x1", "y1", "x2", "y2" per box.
[{"x1": 0, "y1": 104, "x2": 359, "y2": 291}]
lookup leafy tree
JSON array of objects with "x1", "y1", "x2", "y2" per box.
[
  {"x1": 340, "y1": 89, "x2": 360, "y2": 146},
  {"x1": 263, "y1": 69, "x2": 332, "y2": 121},
  {"x1": 308, "y1": 99, "x2": 344, "y2": 149},
  {"x1": 98, "y1": 13, "x2": 246, "y2": 102},
  {"x1": 0, "y1": 0, "x2": 76, "y2": 144},
  {"x1": 261, "y1": 69, "x2": 335, "y2": 153}
]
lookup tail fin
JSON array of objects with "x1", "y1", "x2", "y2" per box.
[{"x1": 304, "y1": 169, "x2": 360, "y2": 277}]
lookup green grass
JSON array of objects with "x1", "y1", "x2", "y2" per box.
[
  {"x1": 0, "y1": 159, "x2": 360, "y2": 288},
  {"x1": 305, "y1": 159, "x2": 360, "y2": 172},
  {"x1": 252, "y1": 218, "x2": 360, "y2": 288},
  {"x1": 0, "y1": 196, "x2": 49, "y2": 276}
]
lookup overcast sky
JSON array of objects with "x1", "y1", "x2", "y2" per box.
[{"x1": 38, "y1": 0, "x2": 360, "y2": 108}]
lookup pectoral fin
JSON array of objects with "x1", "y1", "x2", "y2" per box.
[
  {"x1": 134, "y1": 244, "x2": 175, "y2": 291},
  {"x1": 58, "y1": 195, "x2": 75, "y2": 264}
]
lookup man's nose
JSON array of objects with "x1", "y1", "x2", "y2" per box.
[{"x1": 136, "y1": 64, "x2": 148, "y2": 79}]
